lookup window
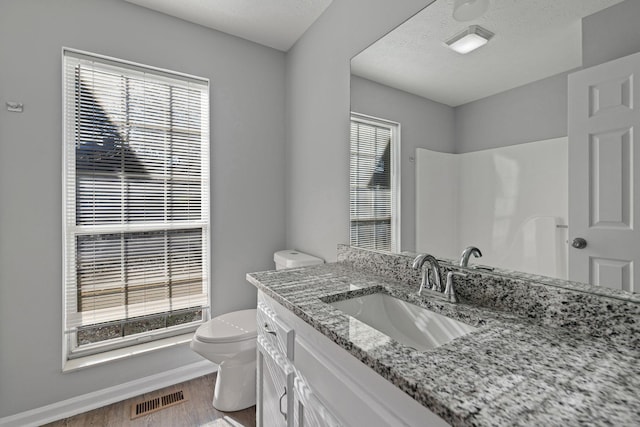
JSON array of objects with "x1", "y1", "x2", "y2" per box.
[
  {"x1": 349, "y1": 113, "x2": 400, "y2": 252},
  {"x1": 63, "y1": 49, "x2": 210, "y2": 359}
]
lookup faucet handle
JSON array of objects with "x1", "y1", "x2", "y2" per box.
[
  {"x1": 418, "y1": 270, "x2": 431, "y2": 295},
  {"x1": 444, "y1": 271, "x2": 467, "y2": 303}
]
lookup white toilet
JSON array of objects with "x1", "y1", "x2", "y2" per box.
[
  {"x1": 191, "y1": 309, "x2": 258, "y2": 411},
  {"x1": 191, "y1": 250, "x2": 323, "y2": 412}
]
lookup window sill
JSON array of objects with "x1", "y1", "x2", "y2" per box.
[{"x1": 63, "y1": 332, "x2": 194, "y2": 373}]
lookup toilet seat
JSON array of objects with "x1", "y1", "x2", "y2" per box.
[{"x1": 195, "y1": 308, "x2": 257, "y2": 344}]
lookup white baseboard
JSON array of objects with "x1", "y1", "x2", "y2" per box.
[{"x1": 0, "y1": 361, "x2": 217, "y2": 427}]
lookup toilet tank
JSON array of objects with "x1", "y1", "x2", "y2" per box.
[{"x1": 274, "y1": 250, "x2": 324, "y2": 270}]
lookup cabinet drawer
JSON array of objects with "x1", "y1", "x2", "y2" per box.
[{"x1": 258, "y1": 300, "x2": 295, "y2": 360}]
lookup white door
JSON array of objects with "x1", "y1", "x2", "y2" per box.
[{"x1": 568, "y1": 51, "x2": 640, "y2": 292}]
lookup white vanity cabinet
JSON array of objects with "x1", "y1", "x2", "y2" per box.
[{"x1": 256, "y1": 291, "x2": 449, "y2": 427}]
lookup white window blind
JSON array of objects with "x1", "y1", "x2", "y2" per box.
[
  {"x1": 63, "y1": 50, "x2": 210, "y2": 357},
  {"x1": 350, "y1": 114, "x2": 399, "y2": 252}
]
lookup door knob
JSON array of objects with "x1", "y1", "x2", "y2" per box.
[{"x1": 572, "y1": 237, "x2": 587, "y2": 249}]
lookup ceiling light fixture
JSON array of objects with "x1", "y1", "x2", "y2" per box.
[
  {"x1": 445, "y1": 25, "x2": 494, "y2": 54},
  {"x1": 453, "y1": 0, "x2": 490, "y2": 22}
]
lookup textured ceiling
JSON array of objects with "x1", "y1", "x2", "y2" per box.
[
  {"x1": 124, "y1": 0, "x2": 333, "y2": 51},
  {"x1": 351, "y1": 0, "x2": 624, "y2": 107}
]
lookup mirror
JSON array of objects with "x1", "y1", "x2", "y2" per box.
[{"x1": 350, "y1": 0, "x2": 639, "y2": 295}]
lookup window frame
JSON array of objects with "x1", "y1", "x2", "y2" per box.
[
  {"x1": 349, "y1": 112, "x2": 401, "y2": 253},
  {"x1": 61, "y1": 47, "x2": 211, "y2": 363}
]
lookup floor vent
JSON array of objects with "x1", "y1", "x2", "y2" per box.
[{"x1": 130, "y1": 389, "x2": 188, "y2": 419}]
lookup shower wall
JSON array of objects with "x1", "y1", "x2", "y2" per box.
[{"x1": 416, "y1": 137, "x2": 568, "y2": 278}]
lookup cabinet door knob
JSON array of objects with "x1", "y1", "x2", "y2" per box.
[
  {"x1": 279, "y1": 387, "x2": 287, "y2": 420},
  {"x1": 572, "y1": 237, "x2": 587, "y2": 249}
]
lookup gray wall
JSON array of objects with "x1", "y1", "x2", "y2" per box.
[
  {"x1": 583, "y1": 0, "x2": 640, "y2": 68},
  {"x1": 454, "y1": 71, "x2": 569, "y2": 153},
  {"x1": 0, "y1": 0, "x2": 285, "y2": 417},
  {"x1": 285, "y1": 0, "x2": 434, "y2": 262},
  {"x1": 350, "y1": 75, "x2": 455, "y2": 251}
]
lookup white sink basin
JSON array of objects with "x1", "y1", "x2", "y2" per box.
[{"x1": 330, "y1": 293, "x2": 477, "y2": 351}]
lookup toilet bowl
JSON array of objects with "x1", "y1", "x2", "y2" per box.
[{"x1": 190, "y1": 308, "x2": 257, "y2": 412}]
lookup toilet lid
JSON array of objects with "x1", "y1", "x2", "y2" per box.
[{"x1": 195, "y1": 309, "x2": 257, "y2": 344}]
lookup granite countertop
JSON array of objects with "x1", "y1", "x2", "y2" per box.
[{"x1": 247, "y1": 263, "x2": 640, "y2": 427}]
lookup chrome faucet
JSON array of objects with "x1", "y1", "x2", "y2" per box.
[
  {"x1": 459, "y1": 246, "x2": 482, "y2": 267},
  {"x1": 412, "y1": 254, "x2": 442, "y2": 294},
  {"x1": 413, "y1": 254, "x2": 467, "y2": 303}
]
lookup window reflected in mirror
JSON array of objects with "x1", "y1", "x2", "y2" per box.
[{"x1": 349, "y1": 113, "x2": 400, "y2": 252}]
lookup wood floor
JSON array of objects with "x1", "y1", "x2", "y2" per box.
[{"x1": 43, "y1": 373, "x2": 256, "y2": 427}]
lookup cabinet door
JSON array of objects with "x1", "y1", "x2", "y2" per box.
[
  {"x1": 257, "y1": 337, "x2": 294, "y2": 427},
  {"x1": 292, "y1": 376, "x2": 341, "y2": 427}
]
